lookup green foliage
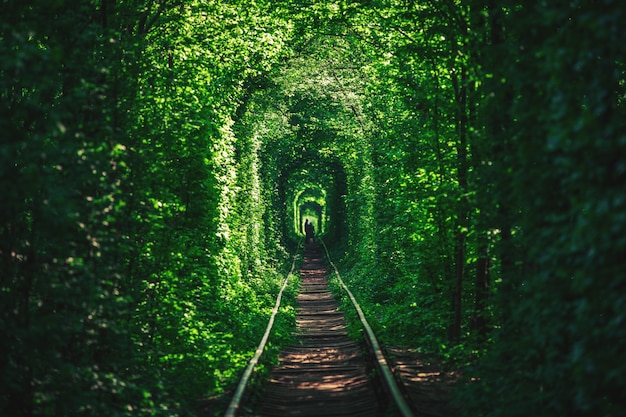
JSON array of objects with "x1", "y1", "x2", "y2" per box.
[
  {"x1": 3, "y1": 1, "x2": 625, "y2": 417},
  {"x1": 458, "y1": 2, "x2": 626, "y2": 416},
  {"x1": 2, "y1": 1, "x2": 297, "y2": 416}
]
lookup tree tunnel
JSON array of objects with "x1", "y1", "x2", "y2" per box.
[
  {"x1": 277, "y1": 149, "x2": 348, "y2": 246},
  {"x1": 296, "y1": 189, "x2": 324, "y2": 236},
  {"x1": 5, "y1": 3, "x2": 625, "y2": 417}
]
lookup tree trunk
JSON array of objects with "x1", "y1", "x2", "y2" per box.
[{"x1": 450, "y1": 65, "x2": 469, "y2": 343}]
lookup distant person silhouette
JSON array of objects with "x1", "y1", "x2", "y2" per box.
[{"x1": 305, "y1": 219, "x2": 315, "y2": 244}]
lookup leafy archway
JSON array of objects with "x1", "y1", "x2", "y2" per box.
[
  {"x1": 294, "y1": 186, "x2": 325, "y2": 236},
  {"x1": 279, "y1": 149, "x2": 347, "y2": 245},
  {"x1": 4, "y1": 2, "x2": 625, "y2": 417}
]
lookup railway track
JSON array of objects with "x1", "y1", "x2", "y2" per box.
[
  {"x1": 224, "y1": 240, "x2": 458, "y2": 417},
  {"x1": 243, "y1": 243, "x2": 383, "y2": 417}
]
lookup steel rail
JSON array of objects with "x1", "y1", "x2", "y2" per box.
[
  {"x1": 319, "y1": 238, "x2": 415, "y2": 417},
  {"x1": 223, "y1": 241, "x2": 302, "y2": 417}
]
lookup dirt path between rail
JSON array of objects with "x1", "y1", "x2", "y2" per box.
[{"x1": 243, "y1": 243, "x2": 383, "y2": 417}]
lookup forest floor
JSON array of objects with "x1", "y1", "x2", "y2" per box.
[{"x1": 386, "y1": 346, "x2": 461, "y2": 417}]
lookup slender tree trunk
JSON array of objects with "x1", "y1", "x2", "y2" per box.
[
  {"x1": 472, "y1": 236, "x2": 491, "y2": 339},
  {"x1": 457, "y1": 0, "x2": 494, "y2": 341},
  {"x1": 450, "y1": 65, "x2": 469, "y2": 343},
  {"x1": 485, "y1": 0, "x2": 516, "y2": 324}
]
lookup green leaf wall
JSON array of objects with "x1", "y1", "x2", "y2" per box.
[{"x1": 2, "y1": 1, "x2": 625, "y2": 416}]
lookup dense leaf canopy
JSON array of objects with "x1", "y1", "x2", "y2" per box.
[{"x1": 2, "y1": 1, "x2": 625, "y2": 416}]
